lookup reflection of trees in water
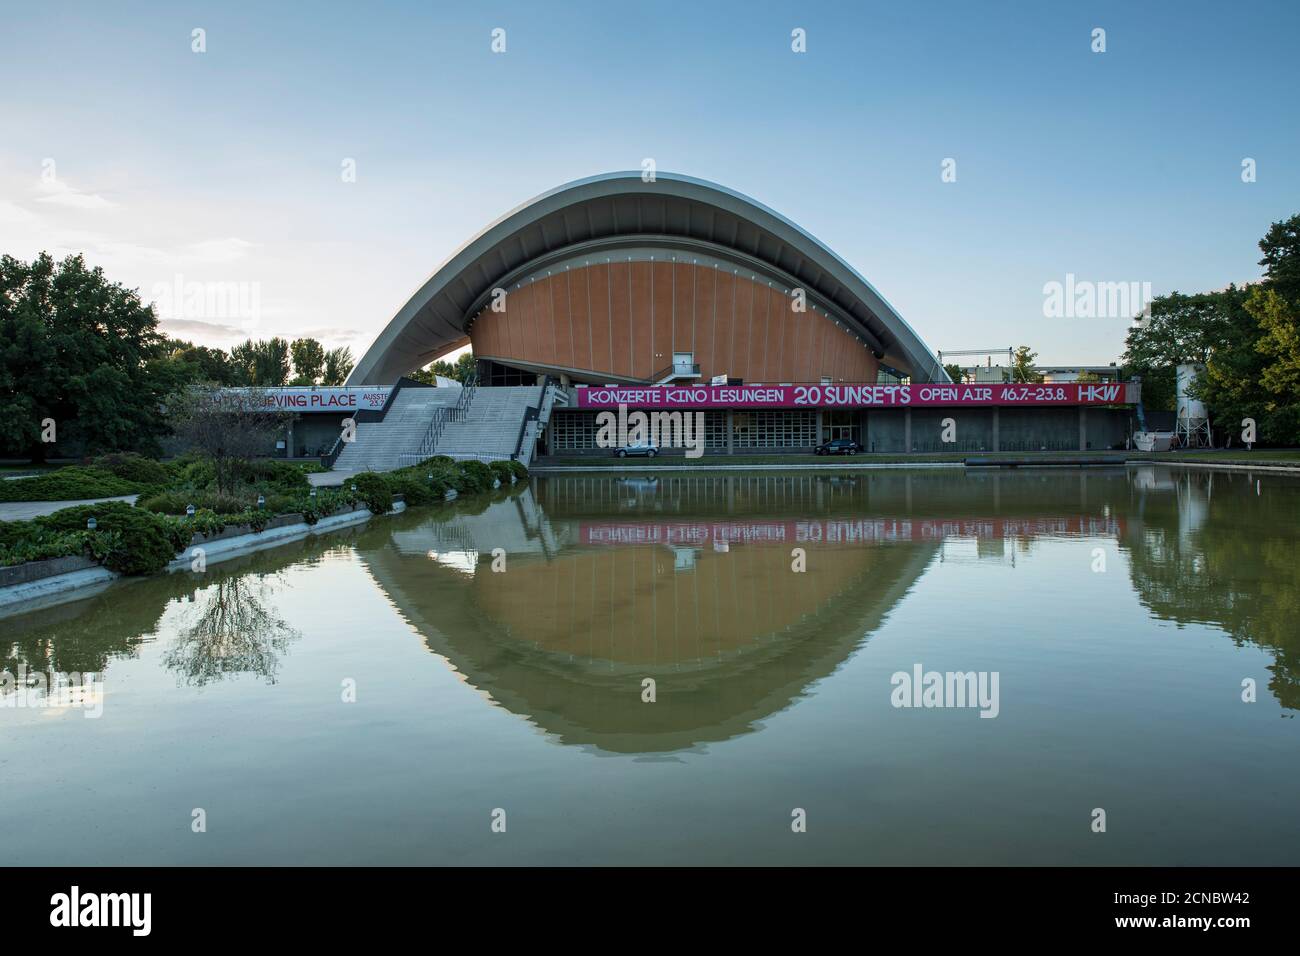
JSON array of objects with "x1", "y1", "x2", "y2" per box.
[
  {"x1": 1125, "y1": 472, "x2": 1300, "y2": 709},
  {"x1": 164, "y1": 575, "x2": 300, "y2": 686},
  {"x1": 2, "y1": 576, "x2": 192, "y2": 675}
]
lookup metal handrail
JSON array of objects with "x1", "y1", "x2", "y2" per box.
[
  {"x1": 649, "y1": 362, "x2": 700, "y2": 384},
  {"x1": 320, "y1": 375, "x2": 430, "y2": 468},
  {"x1": 400, "y1": 374, "x2": 479, "y2": 465}
]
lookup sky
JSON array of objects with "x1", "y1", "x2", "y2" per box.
[{"x1": 1, "y1": 0, "x2": 1297, "y2": 370}]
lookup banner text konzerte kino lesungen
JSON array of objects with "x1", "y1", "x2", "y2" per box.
[{"x1": 574, "y1": 382, "x2": 1137, "y2": 409}]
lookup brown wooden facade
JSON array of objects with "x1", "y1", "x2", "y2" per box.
[{"x1": 469, "y1": 259, "x2": 879, "y2": 384}]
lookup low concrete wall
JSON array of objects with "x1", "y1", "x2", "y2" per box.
[
  {"x1": 0, "y1": 553, "x2": 100, "y2": 588},
  {"x1": 164, "y1": 505, "x2": 377, "y2": 571},
  {"x1": 0, "y1": 501, "x2": 397, "y2": 616}
]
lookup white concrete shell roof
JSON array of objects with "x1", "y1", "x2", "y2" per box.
[{"x1": 348, "y1": 172, "x2": 948, "y2": 385}]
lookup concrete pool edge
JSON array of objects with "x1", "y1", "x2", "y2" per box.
[{"x1": 0, "y1": 501, "x2": 400, "y2": 618}]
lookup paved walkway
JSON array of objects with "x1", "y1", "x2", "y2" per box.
[
  {"x1": 0, "y1": 494, "x2": 139, "y2": 522},
  {"x1": 308, "y1": 471, "x2": 354, "y2": 488}
]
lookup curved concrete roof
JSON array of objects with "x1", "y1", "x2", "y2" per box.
[{"x1": 348, "y1": 172, "x2": 948, "y2": 385}]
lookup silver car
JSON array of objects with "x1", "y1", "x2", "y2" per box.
[{"x1": 616, "y1": 440, "x2": 658, "y2": 458}]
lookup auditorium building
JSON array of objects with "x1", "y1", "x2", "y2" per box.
[{"x1": 343, "y1": 173, "x2": 1138, "y2": 461}]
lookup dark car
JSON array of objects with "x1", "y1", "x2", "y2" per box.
[{"x1": 815, "y1": 438, "x2": 861, "y2": 456}]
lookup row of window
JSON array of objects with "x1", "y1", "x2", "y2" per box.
[{"x1": 549, "y1": 411, "x2": 823, "y2": 449}]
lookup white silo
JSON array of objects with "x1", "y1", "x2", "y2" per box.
[{"x1": 1175, "y1": 363, "x2": 1212, "y2": 448}]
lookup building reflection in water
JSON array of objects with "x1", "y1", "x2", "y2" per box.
[
  {"x1": 3, "y1": 468, "x2": 1296, "y2": 747},
  {"x1": 360, "y1": 471, "x2": 1138, "y2": 753}
]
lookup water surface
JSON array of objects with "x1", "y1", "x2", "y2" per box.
[{"x1": 2, "y1": 467, "x2": 1298, "y2": 865}]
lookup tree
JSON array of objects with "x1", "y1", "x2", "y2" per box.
[
  {"x1": 289, "y1": 338, "x2": 326, "y2": 386},
  {"x1": 162, "y1": 338, "x2": 240, "y2": 386},
  {"x1": 1258, "y1": 213, "x2": 1300, "y2": 303},
  {"x1": 0, "y1": 252, "x2": 174, "y2": 460},
  {"x1": 167, "y1": 386, "x2": 293, "y2": 494},
  {"x1": 1122, "y1": 288, "x2": 1249, "y2": 415},
  {"x1": 1075, "y1": 370, "x2": 1103, "y2": 384},
  {"x1": 1123, "y1": 290, "x2": 1237, "y2": 368},
  {"x1": 321, "y1": 346, "x2": 354, "y2": 385},
  {"x1": 1010, "y1": 346, "x2": 1044, "y2": 384},
  {"x1": 1122, "y1": 214, "x2": 1300, "y2": 442},
  {"x1": 942, "y1": 363, "x2": 965, "y2": 384},
  {"x1": 230, "y1": 338, "x2": 290, "y2": 386},
  {"x1": 413, "y1": 351, "x2": 477, "y2": 384},
  {"x1": 1250, "y1": 287, "x2": 1300, "y2": 440}
]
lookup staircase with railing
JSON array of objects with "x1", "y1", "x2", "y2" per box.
[
  {"x1": 397, "y1": 375, "x2": 478, "y2": 466},
  {"x1": 651, "y1": 360, "x2": 701, "y2": 385}
]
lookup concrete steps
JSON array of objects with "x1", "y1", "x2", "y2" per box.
[
  {"x1": 333, "y1": 386, "x2": 459, "y2": 472},
  {"x1": 435, "y1": 386, "x2": 543, "y2": 461}
]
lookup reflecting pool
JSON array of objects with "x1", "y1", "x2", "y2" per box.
[{"x1": 2, "y1": 467, "x2": 1298, "y2": 865}]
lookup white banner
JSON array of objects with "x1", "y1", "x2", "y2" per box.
[{"x1": 221, "y1": 387, "x2": 392, "y2": 413}]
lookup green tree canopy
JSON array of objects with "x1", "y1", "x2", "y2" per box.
[
  {"x1": 1010, "y1": 346, "x2": 1043, "y2": 384},
  {"x1": 162, "y1": 338, "x2": 241, "y2": 386},
  {"x1": 321, "y1": 346, "x2": 354, "y2": 385},
  {"x1": 289, "y1": 337, "x2": 326, "y2": 386},
  {"x1": 0, "y1": 252, "x2": 174, "y2": 459},
  {"x1": 230, "y1": 337, "x2": 291, "y2": 386}
]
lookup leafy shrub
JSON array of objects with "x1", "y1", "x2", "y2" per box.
[
  {"x1": 169, "y1": 455, "x2": 216, "y2": 490},
  {"x1": 90, "y1": 452, "x2": 171, "y2": 487},
  {"x1": 488, "y1": 461, "x2": 514, "y2": 485},
  {"x1": 237, "y1": 459, "x2": 311, "y2": 494},
  {"x1": 453, "y1": 460, "x2": 494, "y2": 494},
  {"x1": 0, "y1": 466, "x2": 139, "y2": 502},
  {"x1": 162, "y1": 455, "x2": 309, "y2": 496},
  {"x1": 137, "y1": 489, "x2": 252, "y2": 515},
  {"x1": 35, "y1": 502, "x2": 178, "y2": 575},
  {"x1": 386, "y1": 473, "x2": 441, "y2": 507},
  {"x1": 299, "y1": 489, "x2": 352, "y2": 525},
  {"x1": 353, "y1": 472, "x2": 394, "y2": 514},
  {"x1": 0, "y1": 522, "x2": 91, "y2": 567}
]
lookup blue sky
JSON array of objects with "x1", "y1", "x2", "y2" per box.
[{"x1": 1, "y1": 0, "x2": 1297, "y2": 368}]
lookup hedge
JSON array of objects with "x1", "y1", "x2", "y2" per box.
[
  {"x1": 90, "y1": 452, "x2": 172, "y2": 487},
  {"x1": 0, "y1": 454, "x2": 527, "y2": 573},
  {"x1": 32, "y1": 502, "x2": 183, "y2": 575},
  {"x1": 0, "y1": 466, "x2": 142, "y2": 502}
]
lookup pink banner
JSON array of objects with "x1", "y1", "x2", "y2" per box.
[
  {"x1": 575, "y1": 382, "x2": 1135, "y2": 410},
  {"x1": 580, "y1": 516, "x2": 1125, "y2": 546}
]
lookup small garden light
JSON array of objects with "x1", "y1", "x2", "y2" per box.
[
  {"x1": 257, "y1": 494, "x2": 265, "y2": 509},
  {"x1": 309, "y1": 488, "x2": 317, "y2": 498},
  {"x1": 186, "y1": 504, "x2": 196, "y2": 517},
  {"x1": 86, "y1": 517, "x2": 97, "y2": 531}
]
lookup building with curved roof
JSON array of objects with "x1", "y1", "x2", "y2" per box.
[{"x1": 349, "y1": 172, "x2": 948, "y2": 388}]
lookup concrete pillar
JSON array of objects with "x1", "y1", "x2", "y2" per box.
[
  {"x1": 286, "y1": 418, "x2": 295, "y2": 458},
  {"x1": 1079, "y1": 406, "x2": 1087, "y2": 452},
  {"x1": 726, "y1": 410, "x2": 735, "y2": 456},
  {"x1": 992, "y1": 406, "x2": 1000, "y2": 453},
  {"x1": 815, "y1": 409, "x2": 824, "y2": 445},
  {"x1": 904, "y1": 408, "x2": 912, "y2": 453}
]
